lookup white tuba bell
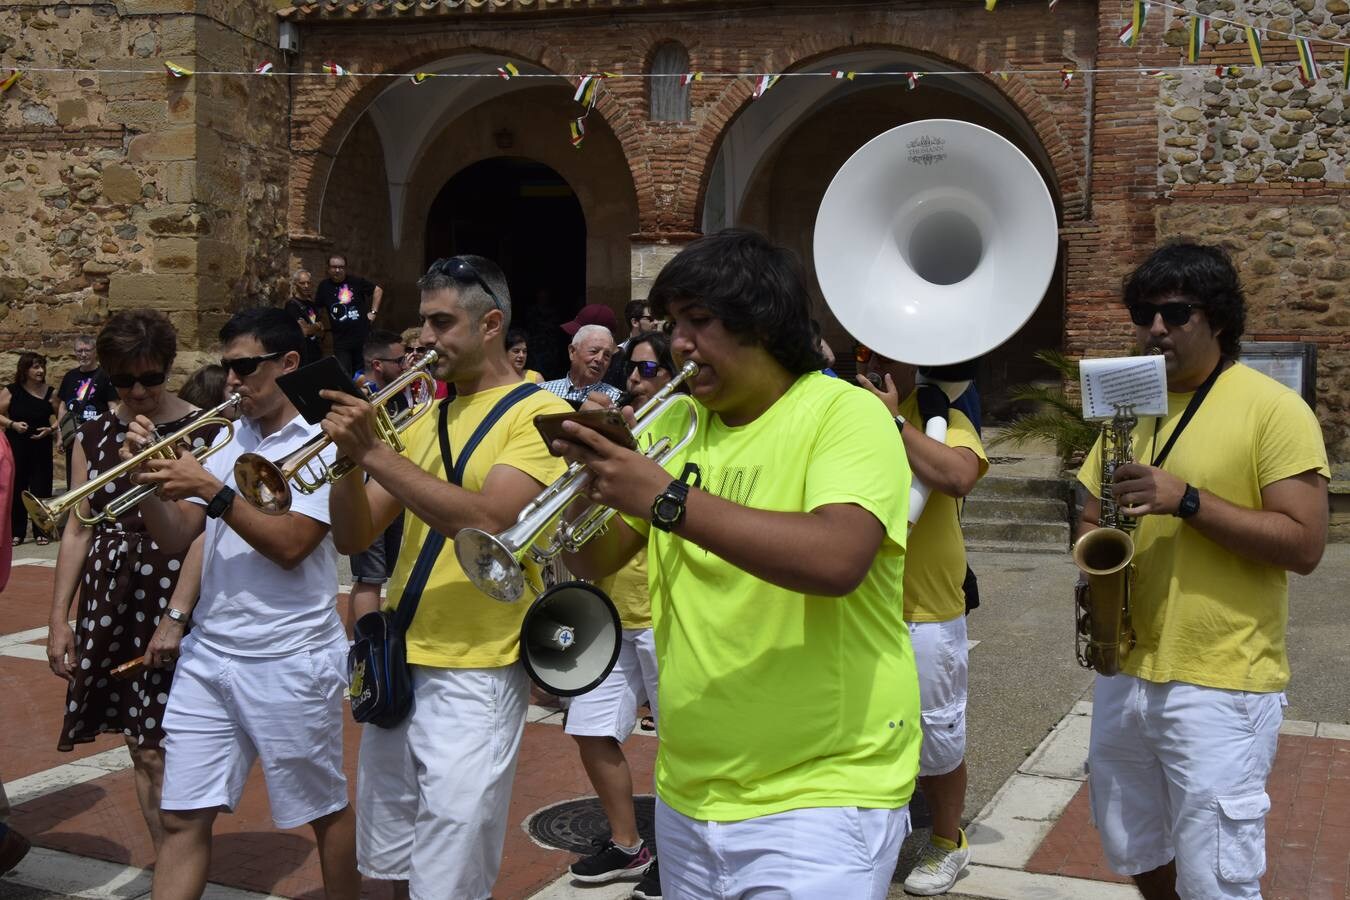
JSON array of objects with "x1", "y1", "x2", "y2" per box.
[{"x1": 813, "y1": 118, "x2": 1058, "y2": 368}]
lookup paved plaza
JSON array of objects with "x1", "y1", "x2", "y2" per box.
[{"x1": 2, "y1": 538, "x2": 1347, "y2": 900}]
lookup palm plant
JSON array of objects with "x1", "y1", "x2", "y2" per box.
[{"x1": 990, "y1": 350, "x2": 1098, "y2": 466}]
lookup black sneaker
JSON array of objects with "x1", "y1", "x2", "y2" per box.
[
  {"x1": 632, "y1": 857, "x2": 661, "y2": 898},
  {"x1": 569, "y1": 840, "x2": 652, "y2": 883}
]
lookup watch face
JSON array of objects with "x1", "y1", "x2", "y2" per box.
[{"x1": 655, "y1": 497, "x2": 680, "y2": 522}]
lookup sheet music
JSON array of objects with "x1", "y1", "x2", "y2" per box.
[{"x1": 1079, "y1": 355, "x2": 1168, "y2": 420}]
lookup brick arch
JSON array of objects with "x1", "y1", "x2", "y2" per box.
[
  {"x1": 682, "y1": 38, "x2": 1087, "y2": 233},
  {"x1": 289, "y1": 39, "x2": 642, "y2": 240}
]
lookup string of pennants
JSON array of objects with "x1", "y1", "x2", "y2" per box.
[{"x1": 3, "y1": 1, "x2": 1348, "y2": 145}]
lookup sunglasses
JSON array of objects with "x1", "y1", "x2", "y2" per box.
[
  {"x1": 370, "y1": 356, "x2": 406, "y2": 365},
  {"x1": 428, "y1": 257, "x2": 504, "y2": 312},
  {"x1": 1128, "y1": 302, "x2": 1203, "y2": 328},
  {"x1": 626, "y1": 360, "x2": 665, "y2": 379},
  {"x1": 221, "y1": 351, "x2": 283, "y2": 377},
  {"x1": 109, "y1": 371, "x2": 167, "y2": 389}
]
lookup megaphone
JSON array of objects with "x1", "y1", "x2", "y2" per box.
[{"x1": 520, "y1": 581, "x2": 622, "y2": 697}]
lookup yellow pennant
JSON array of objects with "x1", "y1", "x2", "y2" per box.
[
  {"x1": 0, "y1": 70, "x2": 20, "y2": 93},
  {"x1": 164, "y1": 61, "x2": 194, "y2": 78}
]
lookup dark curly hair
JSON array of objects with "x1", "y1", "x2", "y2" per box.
[
  {"x1": 1123, "y1": 242, "x2": 1246, "y2": 360},
  {"x1": 647, "y1": 229, "x2": 826, "y2": 375}
]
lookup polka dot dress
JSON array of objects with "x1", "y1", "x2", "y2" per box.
[{"x1": 57, "y1": 411, "x2": 219, "y2": 753}]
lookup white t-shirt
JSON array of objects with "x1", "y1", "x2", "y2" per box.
[{"x1": 188, "y1": 413, "x2": 343, "y2": 657}]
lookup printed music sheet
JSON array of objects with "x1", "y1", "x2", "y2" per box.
[{"x1": 1079, "y1": 355, "x2": 1168, "y2": 420}]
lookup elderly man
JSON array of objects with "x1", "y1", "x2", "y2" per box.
[{"x1": 540, "y1": 324, "x2": 624, "y2": 408}]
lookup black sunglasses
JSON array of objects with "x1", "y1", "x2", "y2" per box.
[
  {"x1": 428, "y1": 257, "x2": 504, "y2": 312},
  {"x1": 1128, "y1": 302, "x2": 1203, "y2": 328},
  {"x1": 109, "y1": 371, "x2": 167, "y2": 389},
  {"x1": 626, "y1": 359, "x2": 665, "y2": 379},
  {"x1": 221, "y1": 351, "x2": 283, "y2": 377}
]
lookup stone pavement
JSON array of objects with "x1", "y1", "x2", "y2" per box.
[{"x1": 3, "y1": 539, "x2": 1348, "y2": 899}]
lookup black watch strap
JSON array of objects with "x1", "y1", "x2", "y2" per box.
[
  {"x1": 1175, "y1": 483, "x2": 1200, "y2": 519},
  {"x1": 206, "y1": 485, "x2": 236, "y2": 519}
]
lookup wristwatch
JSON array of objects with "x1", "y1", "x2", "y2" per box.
[
  {"x1": 895, "y1": 415, "x2": 907, "y2": 435},
  {"x1": 1175, "y1": 484, "x2": 1200, "y2": 519},
  {"x1": 651, "y1": 480, "x2": 691, "y2": 533},
  {"x1": 206, "y1": 485, "x2": 236, "y2": 519},
  {"x1": 164, "y1": 607, "x2": 189, "y2": 625}
]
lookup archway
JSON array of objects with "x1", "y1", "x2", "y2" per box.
[{"x1": 426, "y1": 158, "x2": 585, "y2": 379}]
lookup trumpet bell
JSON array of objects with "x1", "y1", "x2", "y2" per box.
[
  {"x1": 814, "y1": 119, "x2": 1058, "y2": 366},
  {"x1": 455, "y1": 527, "x2": 526, "y2": 603},
  {"x1": 520, "y1": 581, "x2": 621, "y2": 697},
  {"x1": 233, "y1": 452, "x2": 293, "y2": 516}
]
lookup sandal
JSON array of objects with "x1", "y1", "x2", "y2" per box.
[
  {"x1": 35, "y1": 536, "x2": 50, "y2": 546},
  {"x1": 639, "y1": 715, "x2": 656, "y2": 731},
  {"x1": 10, "y1": 536, "x2": 22, "y2": 547}
]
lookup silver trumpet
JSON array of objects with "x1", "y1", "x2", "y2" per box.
[{"x1": 455, "y1": 360, "x2": 701, "y2": 603}]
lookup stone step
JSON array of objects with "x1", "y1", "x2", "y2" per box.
[
  {"x1": 962, "y1": 519, "x2": 1071, "y2": 547},
  {"x1": 970, "y1": 474, "x2": 1071, "y2": 502},
  {"x1": 965, "y1": 539, "x2": 1068, "y2": 556},
  {"x1": 962, "y1": 496, "x2": 1067, "y2": 522}
]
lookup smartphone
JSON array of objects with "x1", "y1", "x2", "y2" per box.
[
  {"x1": 534, "y1": 409, "x2": 637, "y2": 454},
  {"x1": 276, "y1": 356, "x2": 366, "y2": 425}
]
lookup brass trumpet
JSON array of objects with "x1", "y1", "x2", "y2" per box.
[
  {"x1": 455, "y1": 360, "x2": 701, "y2": 603},
  {"x1": 23, "y1": 394, "x2": 242, "y2": 533},
  {"x1": 233, "y1": 350, "x2": 439, "y2": 514}
]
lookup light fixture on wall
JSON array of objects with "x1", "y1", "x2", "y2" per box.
[
  {"x1": 279, "y1": 21, "x2": 300, "y2": 54},
  {"x1": 494, "y1": 128, "x2": 514, "y2": 150}
]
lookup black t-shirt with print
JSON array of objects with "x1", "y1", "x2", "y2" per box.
[
  {"x1": 58, "y1": 367, "x2": 116, "y2": 424},
  {"x1": 315, "y1": 276, "x2": 376, "y2": 348}
]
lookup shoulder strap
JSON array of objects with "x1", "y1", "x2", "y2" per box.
[{"x1": 391, "y1": 382, "x2": 542, "y2": 633}]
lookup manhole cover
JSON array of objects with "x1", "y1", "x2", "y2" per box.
[{"x1": 526, "y1": 795, "x2": 657, "y2": 853}]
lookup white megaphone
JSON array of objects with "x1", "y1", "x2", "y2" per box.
[
  {"x1": 814, "y1": 119, "x2": 1058, "y2": 525},
  {"x1": 520, "y1": 581, "x2": 621, "y2": 697}
]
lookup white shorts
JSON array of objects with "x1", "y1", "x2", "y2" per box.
[
  {"x1": 907, "y1": 617, "x2": 968, "y2": 777},
  {"x1": 1089, "y1": 674, "x2": 1283, "y2": 899},
  {"x1": 159, "y1": 634, "x2": 349, "y2": 830},
  {"x1": 564, "y1": 628, "x2": 658, "y2": 743},
  {"x1": 655, "y1": 798, "x2": 910, "y2": 900},
  {"x1": 357, "y1": 664, "x2": 528, "y2": 900}
]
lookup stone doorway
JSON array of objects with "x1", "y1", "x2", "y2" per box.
[{"x1": 425, "y1": 157, "x2": 585, "y2": 379}]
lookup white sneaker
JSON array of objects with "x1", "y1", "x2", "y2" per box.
[{"x1": 902, "y1": 836, "x2": 970, "y2": 896}]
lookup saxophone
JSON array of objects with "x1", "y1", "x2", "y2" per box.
[{"x1": 1072, "y1": 406, "x2": 1137, "y2": 676}]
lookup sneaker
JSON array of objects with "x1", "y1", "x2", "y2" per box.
[
  {"x1": 903, "y1": 834, "x2": 970, "y2": 896},
  {"x1": 0, "y1": 824, "x2": 32, "y2": 876},
  {"x1": 569, "y1": 840, "x2": 652, "y2": 883},
  {"x1": 631, "y1": 857, "x2": 661, "y2": 898}
]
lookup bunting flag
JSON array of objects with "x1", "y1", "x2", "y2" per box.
[
  {"x1": 410, "y1": 72, "x2": 429, "y2": 85},
  {"x1": 984, "y1": 69, "x2": 1010, "y2": 81},
  {"x1": 753, "y1": 74, "x2": 780, "y2": 97},
  {"x1": 906, "y1": 71, "x2": 922, "y2": 90},
  {"x1": 680, "y1": 72, "x2": 703, "y2": 86},
  {"x1": 1186, "y1": 16, "x2": 1207, "y2": 63},
  {"x1": 831, "y1": 70, "x2": 856, "y2": 80},
  {"x1": 1061, "y1": 65, "x2": 1075, "y2": 89},
  {"x1": 569, "y1": 117, "x2": 585, "y2": 148},
  {"x1": 1295, "y1": 38, "x2": 1318, "y2": 85},
  {"x1": 254, "y1": 61, "x2": 274, "y2": 76},
  {"x1": 323, "y1": 61, "x2": 347, "y2": 76},
  {"x1": 1245, "y1": 26, "x2": 1264, "y2": 69},
  {"x1": 164, "y1": 61, "x2": 193, "y2": 78},
  {"x1": 1146, "y1": 69, "x2": 1177, "y2": 81},
  {"x1": 1215, "y1": 64, "x2": 1242, "y2": 77},
  {"x1": 497, "y1": 62, "x2": 519, "y2": 80},
  {"x1": 0, "y1": 70, "x2": 19, "y2": 93},
  {"x1": 573, "y1": 74, "x2": 600, "y2": 107},
  {"x1": 1048, "y1": 0, "x2": 1060, "y2": 8},
  {"x1": 1118, "y1": 1, "x2": 1148, "y2": 47},
  {"x1": 985, "y1": 0, "x2": 997, "y2": 9}
]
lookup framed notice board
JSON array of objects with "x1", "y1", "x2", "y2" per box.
[{"x1": 1241, "y1": 341, "x2": 1317, "y2": 407}]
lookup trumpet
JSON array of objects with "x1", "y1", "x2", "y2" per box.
[
  {"x1": 455, "y1": 360, "x2": 701, "y2": 603},
  {"x1": 23, "y1": 394, "x2": 242, "y2": 533},
  {"x1": 233, "y1": 350, "x2": 439, "y2": 514}
]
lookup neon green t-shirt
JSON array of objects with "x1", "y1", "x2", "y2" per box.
[
  {"x1": 630, "y1": 372, "x2": 921, "y2": 821},
  {"x1": 388, "y1": 382, "x2": 571, "y2": 668},
  {"x1": 900, "y1": 399, "x2": 988, "y2": 623},
  {"x1": 1077, "y1": 364, "x2": 1328, "y2": 693}
]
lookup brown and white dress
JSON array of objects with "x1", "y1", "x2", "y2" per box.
[{"x1": 57, "y1": 410, "x2": 218, "y2": 752}]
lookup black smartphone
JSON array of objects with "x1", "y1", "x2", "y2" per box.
[
  {"x1": 276, "y1": 356, "x2": 365, "y2": 425},
  {"x1": 534, "y1": 409, "x2": 637, "y2": 454}
]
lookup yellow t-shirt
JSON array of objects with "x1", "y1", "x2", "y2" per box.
[
  {"x1": 628, "y1": 372, "x2": 920, "y2": 822},
  {"x1": 1077, "y1": 363, "x2": 1328, "y2": 692},
  {"x1": 598, "y1": 551, "x2": 650, "y2": 629},
  {"x1": 900, "y1": 399, "x2": 988, "y2": 623},
  {"x1": 388, "y1": 382, "x2": 571, "y2": 668}
]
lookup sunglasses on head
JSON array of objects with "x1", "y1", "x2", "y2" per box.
[
  {"x1": 1128, "y1": 302, "x2": 1203, "y2": 328},
  {"x1": 109, "y1": 371, "x2": 167, "y2": 389},
  {"x1": 428, "y1": 257, "x2": 504, "y2": 312},
  {"x1": 221, "y1": 351, "x2": 283, "y2": 377},
  {"x1": 626, "y1": 360, "x2": 665, "y2": 379}
]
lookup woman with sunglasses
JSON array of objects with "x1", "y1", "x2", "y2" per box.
[
  {"x1": 0, "y1": 352, "x2": 59, "y2": 546},
  {"x1": 45, "y1": 310, "x2": 219, "y2": 854}
]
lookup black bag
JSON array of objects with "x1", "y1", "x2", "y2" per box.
[{"x1": 347, "y1": 382, "x2": 541, "y2": 728}]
